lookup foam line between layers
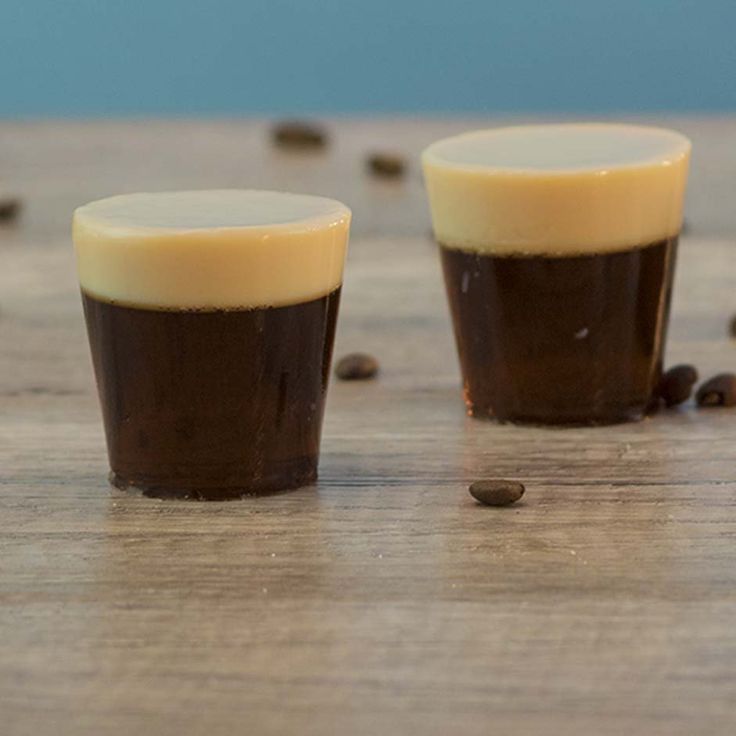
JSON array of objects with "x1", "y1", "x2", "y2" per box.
[
  {"x1": 73, "y1": 190, "x2": 351, "y2": 310},
  {"x1": 422, "y1": 124, "x2": 691, "y2": 255}
]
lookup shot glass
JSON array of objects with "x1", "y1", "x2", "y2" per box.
[
  {"x1": 423, "y1": 124, "x2": 690, "y2": 425},
  {"x1": 74, "y1": 190, "x2": 351, "y2": 498}
]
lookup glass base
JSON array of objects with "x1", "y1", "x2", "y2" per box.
[
  {"x1": 466, "y1": 399, "x2": 660, "y2": 427},
  {"x1": 108, "y1": 466, "x2": 317, "y2": 501}
]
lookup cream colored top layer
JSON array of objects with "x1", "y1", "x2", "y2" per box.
[
  {"x1": 422, "y1": 124, "x2": 691, "y2": 255},
  {"x1": 73, "y1": 190, "x2": 351, "y2": 309}
]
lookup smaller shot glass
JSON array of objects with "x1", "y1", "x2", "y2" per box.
[{"x1": 423, "y1": 124, "x2": 691, "y2": 425}]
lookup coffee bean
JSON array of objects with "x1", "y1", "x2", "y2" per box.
[
  {"x1": 729, "y1": 315, "x2": 736, "y2": 338},
  {"x1": 695, "y1": 373, "x2": 736, "y2": 408},
  {"x1": 271, "y1": 120, "x2": 327, "y2": 149},
  {"x1": 335, "y1": 353, "x2": 379, "y2": 381},
  {"x1": 0, "y1": 197, "x2": 21, "y2": 222},
  {"x1": 658, "y1": 364, "x2": 698, "y2": 407},
  {"x1": 366, "y1": 152, "x2": 406, "y2": 179},
  {"x1": 469, "y1": 480, "x2": 525, "y2": 507}
]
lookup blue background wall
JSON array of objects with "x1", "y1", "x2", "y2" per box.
[{"x1": 2, "y1": 0, "x2": 735, "y2": 116}]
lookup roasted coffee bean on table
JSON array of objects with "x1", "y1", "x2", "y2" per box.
[
  {"x1": 271, "y1": 120, "x2": 327, "y2": 149},
  {"x1": 658, "y1": 364, "x2": 698, "y2": 407},
  {"x1": 0, "y1": 197, "x2": 21, "y2": 222},
  {"x1": 469, "y1": 480, "x2": 525, "y2": 507},
  {"x1": 696, "y1": 373, "x2": 736, "y2": 407},
  {"x1": 335, "y1": 353, "x2": 379, "y2": 381},
  {"x1": 366, "y1": 152, "x2": 406, "y2": 178}
]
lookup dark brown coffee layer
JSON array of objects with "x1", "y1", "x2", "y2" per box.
[
  {"x1": 440, "y1": 239, "x2": 677, "y2": 425},
  {"x1": 83, "y1": 288, "x2": 340, "y2": 499}
]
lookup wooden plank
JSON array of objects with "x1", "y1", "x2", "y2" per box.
[{"x1": 1, "y1": 119, "x2": 736, "y2": 736}]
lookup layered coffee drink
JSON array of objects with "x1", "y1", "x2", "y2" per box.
[
  {"x1": 423, "y1": 124, "x2": 691, "y2": 425},
  {"x1": 74, "y1": 190, "x2": 351, "y2": 498}
]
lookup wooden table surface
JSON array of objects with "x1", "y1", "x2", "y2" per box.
[{"x1": 2, "y1": 117, "x2": 736, "y2": 735}]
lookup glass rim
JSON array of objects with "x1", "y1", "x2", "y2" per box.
[{"x1": 422, "y1": 123, "x2": 692, "y2": 177}]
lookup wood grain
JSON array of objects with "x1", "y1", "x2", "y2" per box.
[{"x1": 1, "y1": 118, "x2": 736, "y2": 736}]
